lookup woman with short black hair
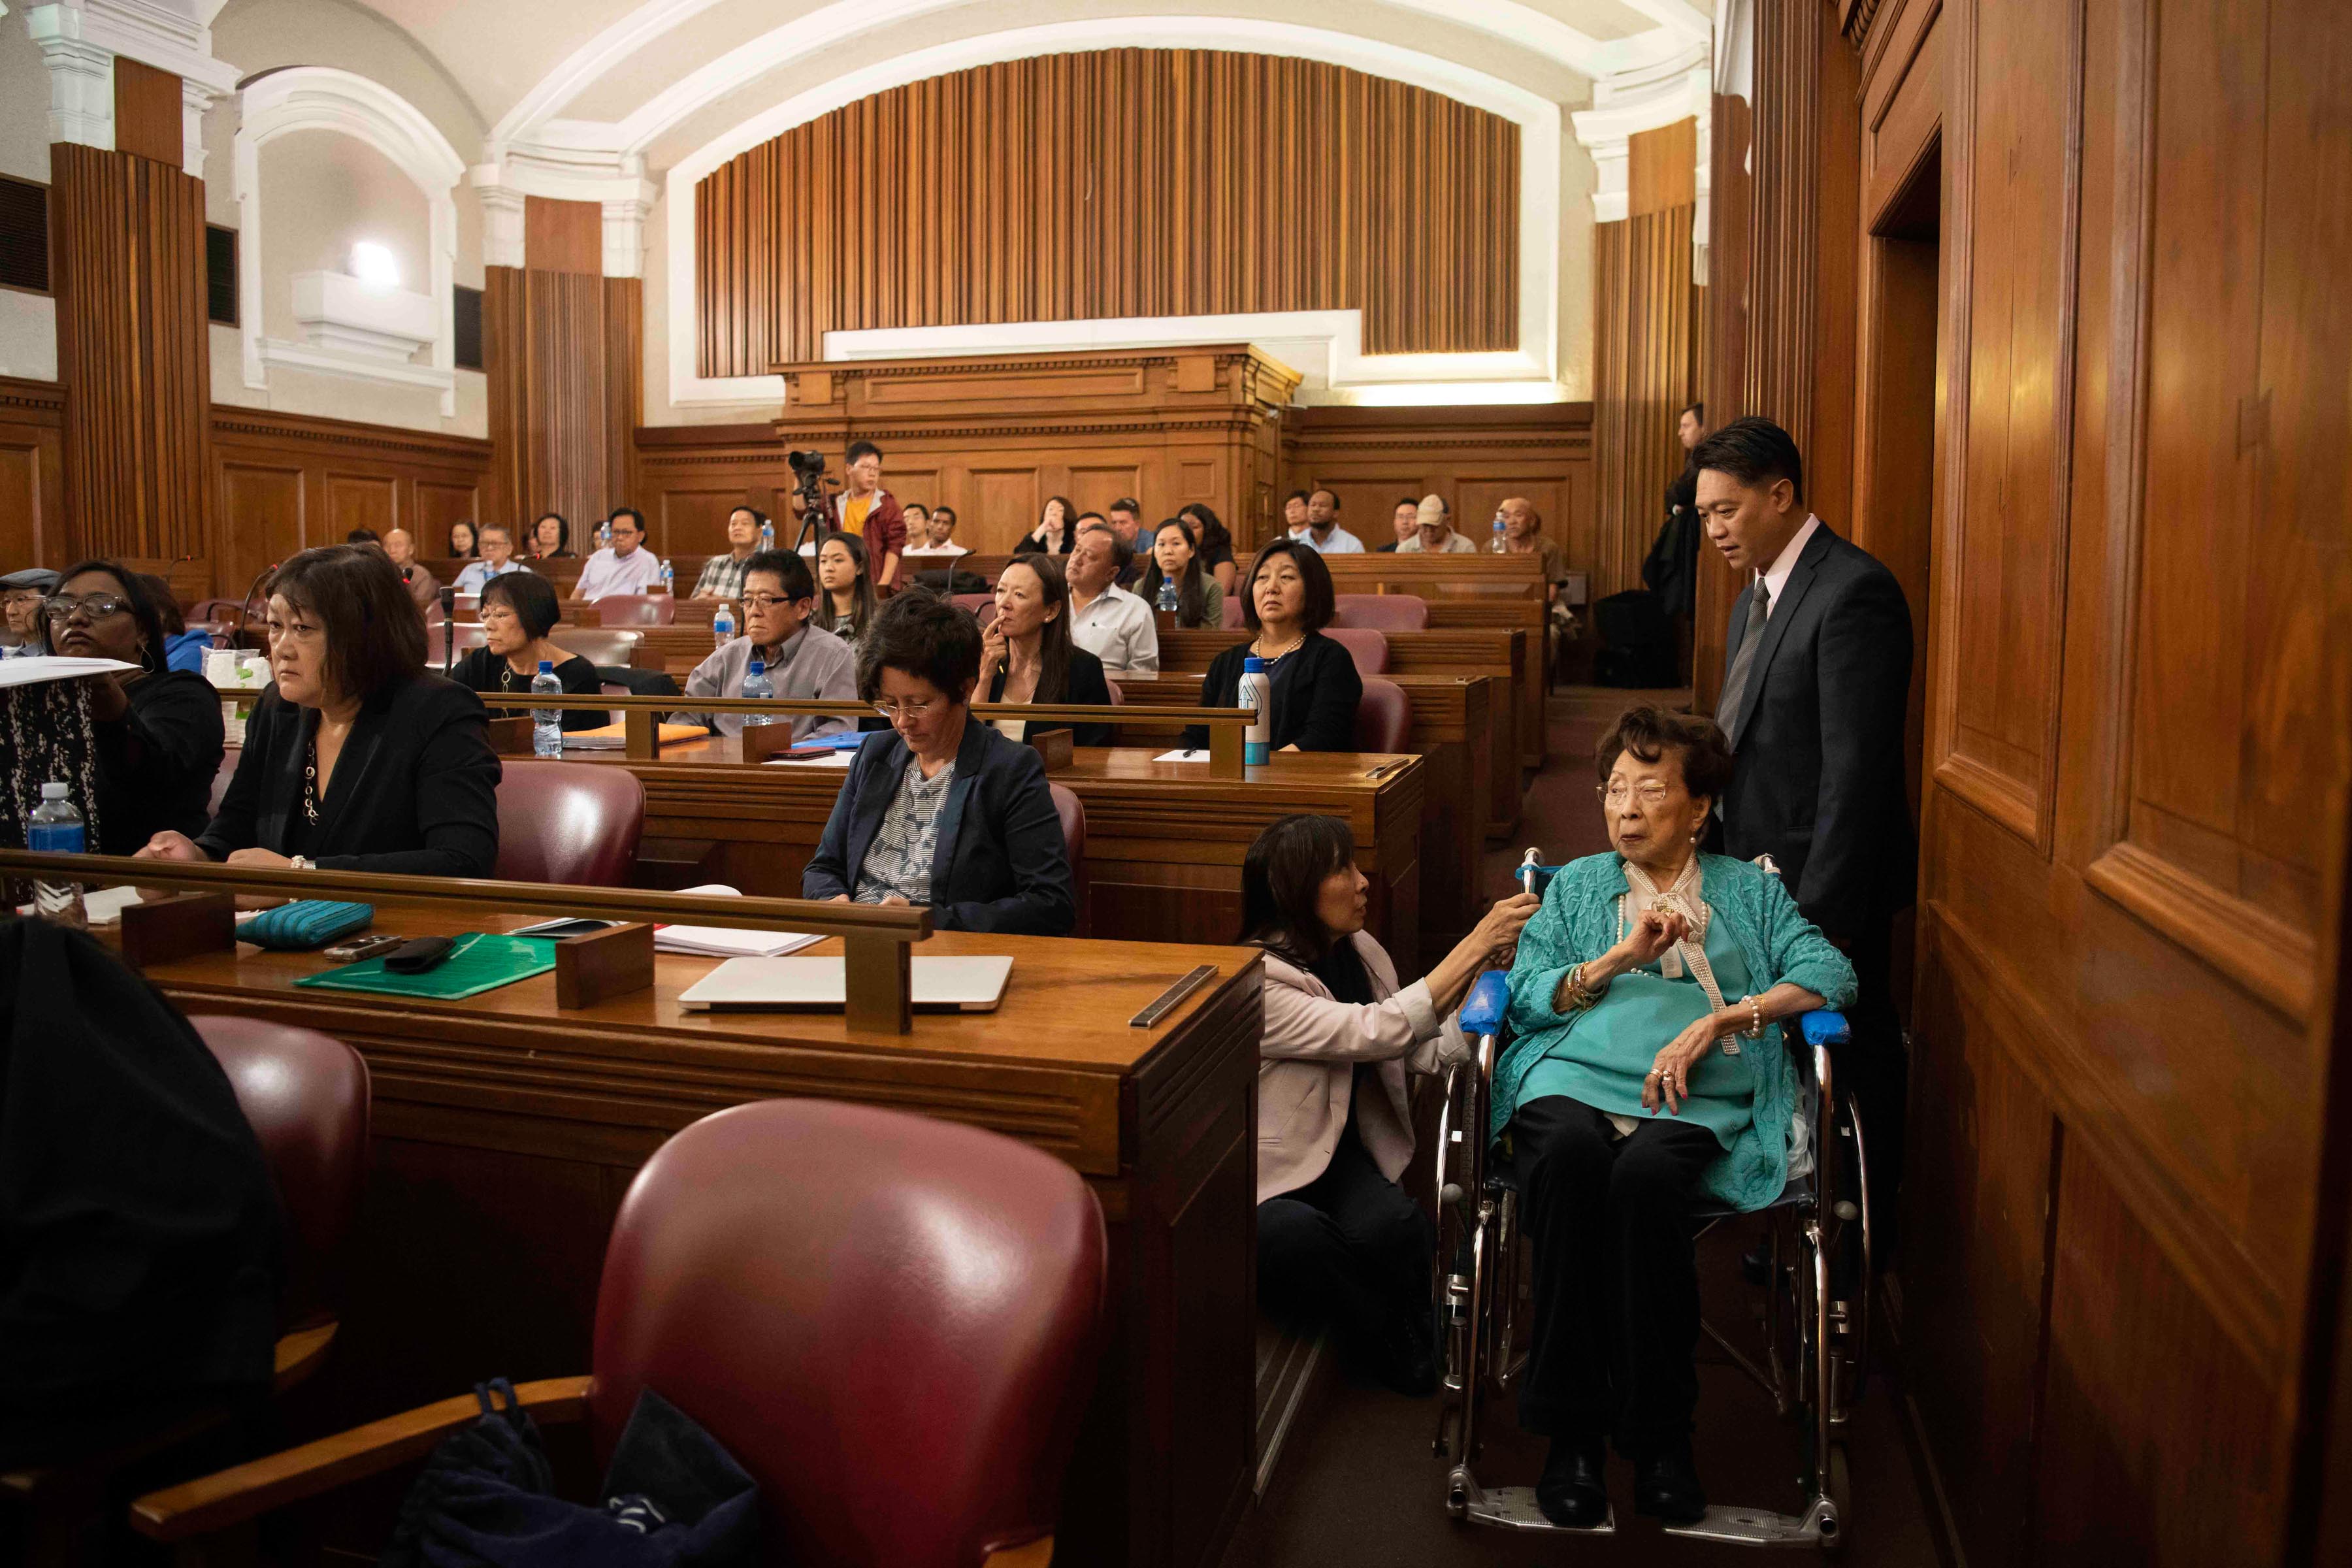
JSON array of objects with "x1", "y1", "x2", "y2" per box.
[
  {"x1": 446, "y1": 520, "x2": 478, "y2": 558},
  {"x1": 801, "y1": 592, "x2": 1075, "y2": 934},
  {"x1": 1180, "y1": 538, "x2": 1361, "y2": 753},
  {"x1": 527, "y1": 512, "x2": 573, "y2": 561},
  {"x1": 135, "y1": 544, "x2": 500, "y2": 877},
  {"x1": 451, "y1": 570, "x2": 603, "y2": 732},
  {"x1": 977, "y1": 555, "x2": 1113, "y2": 747}
]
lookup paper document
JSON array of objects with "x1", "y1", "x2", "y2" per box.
[
  {"x1": 654, "y1": 883, "x2": 821, "y2": 958},
  {"x1": 764, "y1": 751, "x2": 854, "y2": 766},
  {"x1": 0, "y1": 655, "x2": 140, "y2": 689},
  {"x1": 1153, "y1": 748, "x2": 1211, "y2": 763},
  {"x1": 679, "y1": 954, "x2": 1014, "y2": 1013}
]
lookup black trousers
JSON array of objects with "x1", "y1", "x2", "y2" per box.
[
  {"x1": 1511, "y1": 1095, "x2": 1719, "y2": 1457},
  {"x1": 1258, "y1": 1128, "x2": 1434, "y2": 1362}
]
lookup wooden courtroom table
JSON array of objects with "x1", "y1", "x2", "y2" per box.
[
  {"x1": 575, "y1": 739, "x2": 1429, "y2": 970},
  {"x1": 137, "y1": 908, "x2": 1265, "y2": 1568}
]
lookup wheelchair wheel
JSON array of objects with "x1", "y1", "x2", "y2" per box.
[{"x1": 1823, "y1": 1440, "x2": 1852, "y2": 1553}]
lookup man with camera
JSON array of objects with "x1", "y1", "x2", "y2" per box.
[{"x1": 789, "y1": 440, "x2": 906, "y2": 591}]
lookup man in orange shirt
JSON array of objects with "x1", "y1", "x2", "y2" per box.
[{"x1": 830, "y1": 440, "x2": 906, "y2": 590}]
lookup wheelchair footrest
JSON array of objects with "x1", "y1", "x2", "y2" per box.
[
  {"x1": 1661, "y1": 1497, "x2": 1840, "y2": 1548},
  {"x1": 1449, "y1": 1472, "x2": 1617, "y2": 1534}
]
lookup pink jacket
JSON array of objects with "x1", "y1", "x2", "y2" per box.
[{"x1": 1257, "y1": 932, "x2": 1472, "y2": 1205}]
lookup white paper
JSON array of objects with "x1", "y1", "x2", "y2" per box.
[
  {"x1": 763, "y1": 751, "x2": 855, "y2": 766},
  {"x1": 1153, "y1": 748, "x2": 1211, "y2": 763},
  {"x1": 12, "y1": 884, "x2": 146, "y2": 926},
  {"x1": 653, "y1": 883, "x2": 817, "y2": 958},
  {"x1": 0, "y1": 655, "x2": 141, "y2": 689}
]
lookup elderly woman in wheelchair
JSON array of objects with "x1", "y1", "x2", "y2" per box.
[{"x1": 1494, "y1": 706, "x2": 1854, "y2": 1529}]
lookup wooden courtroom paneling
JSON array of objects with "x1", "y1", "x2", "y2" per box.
[
  {"x1": 694, "y1": 49, "x2": 1520, "y2": 373},
  {"x1": 1593, "y1": 200, "x2": 1701, "y2": 600},
  {"x1": 0, "y1": 377, "x2": 65, "y2": 571},
  {"x1": 110, "y1": 57, "x2": 183, "y2": 168}
]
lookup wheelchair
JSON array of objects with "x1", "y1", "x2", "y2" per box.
[{"x1": 1430, "y1": 849, "x2": 1873, "y2": 1549}]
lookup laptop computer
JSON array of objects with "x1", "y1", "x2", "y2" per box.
[{"x1": 677, "y1": 955, "x2": 1014, "y2": 1013}]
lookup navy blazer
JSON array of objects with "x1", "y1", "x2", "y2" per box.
[
  {"x1": 800, "y1": 716, "x2": 1076, "y2": 935},
  {"x1": 1716, "y1": 521, "x2": 1916, "y2": 941}
]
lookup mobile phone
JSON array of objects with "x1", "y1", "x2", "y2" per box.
[{"x1": 325, "y1": 934, "x2": 405, "y2": 963}]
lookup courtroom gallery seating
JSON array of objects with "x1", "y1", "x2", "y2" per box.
[
  {"x1": 1049, "y1": 781, "x2": 1088, "y2": 936},
  {"x1": 1325, "y1": 625, "x2": 1392, "y2": 676},
  {"x1": 493, "y1": 760, "x2": 646, "y2": 887},
  {"x1": 1331, "y1": 594, "x2": 1429, "y2": 632},
  {"x1": 596, "y1": 593, "x2": 675, "y2": 628},
  {"x1": 1354, "y1": 677, "x2": 1413, "y2": 753}
]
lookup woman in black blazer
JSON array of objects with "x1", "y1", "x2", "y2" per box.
[
  {"x1": 803, "y1": 592, "x2": 1074, "y2": 935},
  {"x1": 977, "y1": 555, "x2": 1113, "y2": 747},
  {"x1": 136, "y1": 544, "x2": 500, "y2": 878},
  {"x1": 1181, "y1": 538, "x2": 1363, "y2": 753}
]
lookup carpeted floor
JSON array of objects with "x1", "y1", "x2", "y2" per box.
[{"x1": 1235, "y1": 687, "x2": 1949, "y2": 1568}]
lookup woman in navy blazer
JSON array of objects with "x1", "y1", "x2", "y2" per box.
[{"x1": 802, "y1": 591, "x2": 1076, "y2": 936}]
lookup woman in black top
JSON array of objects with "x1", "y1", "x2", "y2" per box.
[
  {"x1": 447, "y1": 520, "x2": 478, "y2": 558},
  {"x1": 135, "y1": 544, "x2": 500, "y2": 877},
  {"x1": 1180, "y1": 502, "x2": 1239, "y2": 598},
  {"x1": 43, "y1": 561, "x2": 225, "y2": 854},
  {"x1": 977, "y1": 555, "x2": 1113, "y2": 747},
  {"x1": 1181, "y1": 538, "x2": 1362, "y2": 753},
  {"x1": 527, "y1": 511, "x2": 574, "y2": 561},
  {"x1": 1016, "y1": 495, "x2": 1079, "y2": 556},
  {"x1": 452, "y1": 570, "x2": 602, "y2": 731}
]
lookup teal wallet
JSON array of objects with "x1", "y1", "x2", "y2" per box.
[{"x1": 241, "y1": 900, "x2": 374, "y2": 951}]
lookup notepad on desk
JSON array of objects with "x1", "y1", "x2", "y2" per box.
[
  {"x1": 652, "y1": 883, "x2": 824, "y2": 958},
  {"x1": 678, "y1": 955, "x2": 1014, "y2": 1013}
]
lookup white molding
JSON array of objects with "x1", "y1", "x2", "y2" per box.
[
  {"x1": 1570, "y1": 39, "x2": 1710, "y2": 228},
  {"x1": 23, "y1": 0, "x2": 238, "y2": 162},
  {"x1": 466, "y1": 154, "x2": 657, "y2": 278},
  {"x1": 235, "y1": 68, "x2": 465, "y2": 416},
  {"x1": 256, "y1": 335, "x2": 457, "y2": 397},
  {"x1": 661, "y1": 19, "x2": 1563, "y2": 409}
]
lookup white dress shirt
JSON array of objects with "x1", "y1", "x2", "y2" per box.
[
  {"x1": 1068, "y1": 581, "x2": 1160, "y2": 674},
  {"x1": 572, "y1": 546, "x2": 668, "y2": 601},
  {"x1": 1757, "y1": 514, "x2": 1823, "y2": 617},
  {"x1": 1293, "y1": 525, "x2": 1366, "y2": 554}
]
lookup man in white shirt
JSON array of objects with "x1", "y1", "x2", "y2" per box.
[
  {"x1": 1294, "y1": 488, "x2": 1365, "y2": 553},
  {"x1": 571, "y1": 508, "x2": 667, "y2": 602},
  {"x1": 453, "y1": 525, "x2": 532, "y2": 595},
  {"x1": 1397, "y1": 495, "x2": 1478, "y2": 553},
  {"x1": 1066, "y1": 523, "x2": 1159, "y2": 674},
  {"x1": 901, "y1": 504, "x2": 969, "y2": 557}
]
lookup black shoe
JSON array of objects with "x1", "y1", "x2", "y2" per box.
[
  {"x1": 1633, "y1": 1445, "x2": 1708, "y2": 1525},
  {"x1": 1535, "y1": 1437, "x2": 1609, "y2": 1528}
]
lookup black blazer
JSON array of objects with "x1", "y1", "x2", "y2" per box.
[
  {"x1": 197, "y1": 677, "x2": 502, "y2": 877},
  {"x1": 802, "y1": 717, "x2": 1074, "y2": 934},
  {"x1": 94, "y1": 670, "x2": 225, "y2": 855},
  {"x1": 1181, "y1": 632, "x2": 1363, "y2": 753},
  {"x1": 451, "y1": 646, "x2": 606, "y2": 731},
  {"x1": 1716, "y1": 521, "x2": 1916, "y2": 940},
  {"x1": 986, "y1": 646, "x2": 1113, "y2": 747}
]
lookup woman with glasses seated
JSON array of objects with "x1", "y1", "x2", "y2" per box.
[
  {"x1": 1492, "y1": 706, "x2": 1854, "y2": 1529},
  {"x1": 802, "y1": 592, "x2": 1075, "y2": 935},
  {"x1": 449, "y1": 570, "x2": 604, "y2": 733},
  {"x1": 134, "y1": 545, "x2": 500, "y2": 877},
  {"x1": 44, "y1": 561, "x2": 225, "y2": 854}
]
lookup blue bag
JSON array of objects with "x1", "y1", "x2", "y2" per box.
[{"x1": 239, "y1": 901, "x2": 373, "y2": 951}]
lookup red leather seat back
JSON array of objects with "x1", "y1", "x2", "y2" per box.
[
  {"x1": 589, "y1": 1100, "x2": 1107, "y2": 1568},
  {"x1": 1355, "y1": 676, "x2": 1412, "y2": 753},
  {"x1": 1332, "y1": 593, "x2": 1429, "y2": 631},
  {"x1": 493, "y1": 760, "x2": 645, "y2": 886},
  {"x1": 1324, "y1": 626, "x2": 1391, "y2": 675},
  {"x1": 1220, "y1": 595, "x2": 1245, "y2": 628},
  {"x1": 950, "y1": 593, "x2": 1000, "y2": 629},
  {"x1": 596, "y1": 595, "x2": 676, "y2": 627},
  {"x1": 188, "y1": 1017, "x2": 370, "y2": 1331},
  {"x1": 210, "y1": 750, "x2": 238, "y2": 815},
  {"x1": 1050, "y1": 781, "x2": 1086, "y2": 936}
]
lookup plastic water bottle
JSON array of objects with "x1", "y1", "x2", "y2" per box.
[
  {"x1": 1238, "y1": 655, "x2": 1271, "y2": 767},
  {"x1": 1156, "y1": 574, "x2": 1179, "y2": 613},
  {"x1": 659, "y1": 559, "x2": 675, "y2": 596},
  {"x1": 741, "y1": 657, "x2": 774, "y2": 727},
  {"x1": 27, "y1": 781, "x2": 87, "y2": 929},
  {"x1": 711, "y1": 601, "x2": 737, "y2": 647},
  {"x1": 1490, "y1": 512, "x2": 1509, "y2": 553},
  {"x1": 531, "y1": 660, "x2": 563, "y2": 757},
  {"x1": 598, "y1": 517, "x2": 613, "y2": 551},
  {"x1": 759, "y1": 515, "x2": 775, "y2": 550}
]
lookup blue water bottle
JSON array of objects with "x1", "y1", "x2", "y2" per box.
[
  {"x1": 759, "y1": 515, "x2": 776, "y2": 550},
  {"x1": 531, "y1": 660, "x2": 564, "y2": 756},
  {"x1": 741, "y1": 657, "x2": 774, "y2": 727},
  {"x1": 1490, "y1": 512, "x2": 1509, "y2": 553},
  {"x1": 27, "y1": 781, "x2": 86, "y2": 928},
  {"x1": 659, "y1": 559, "x2": 675, "y2": 596},
  {"x1": 1157, "y1": 574, "x2": 1179, "y2": 613},
  {"x1": 1238, "y1": 655, "x2": 1271, "y2": 766},
  {"x1": 711, "y1": 600, "x2": 736, "y2": 648}
]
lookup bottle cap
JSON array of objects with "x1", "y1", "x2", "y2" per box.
[
  {"x1": 538, "y1": 659, "x2": 553, "y2": 673},
  {"x1": 748, "y1": 659, "x2": 765, "y2": 674},
  {"x1": 41, "y1": 781, "x2": 68, "y2": 800},
  {"x1": 1242, "y1": 655, "x2": 1265, "y2": 673}
]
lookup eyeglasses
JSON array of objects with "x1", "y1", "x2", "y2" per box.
[
  {"x1": 1598, "y1": 781, "x2": 1676, "y2": 808},
  {"x1": 872, "y1": 698, "x2": 943, "y2": 721},
  {"x1": 740, "y1": 593, "x2": 804, "y2": 611},
  {"x1": 44, "y1": 594, "x2": 129, "y2": 623}
]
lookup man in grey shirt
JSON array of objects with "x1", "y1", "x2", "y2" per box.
[{"x1": 679, "y1": 549, "x2": 859, "y2": 739}]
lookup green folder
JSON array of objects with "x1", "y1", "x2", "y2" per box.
[{"x1": 294, "y1": 932, "x2": 556, "y2": 1000}]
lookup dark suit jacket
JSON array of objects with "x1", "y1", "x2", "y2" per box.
[
  {"x1": 95, "y1": 670, "x2": 225, "y2": 855},
  {"x1": 197, "y1": 677, "x2": 502, "y2": 877},
  {"x1": 1718, "y1": 521, "x2": 1915, "y2": 941},
  {"x1": 801, "y1": 717, "x2": 1076, "y2": 935},
  {"x1": 987, "y1": 646, "x2": 1114, "y2": 747}
]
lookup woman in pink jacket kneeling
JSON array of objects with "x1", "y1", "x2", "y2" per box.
[{"x1": 1249, "y1": 813, "x2": 1540, "y2": 1395}]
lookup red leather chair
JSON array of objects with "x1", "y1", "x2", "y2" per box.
[
  {"x1": 1220, "y1": 594, "x2": 1246, "y2": 629},
  {"x1": 1332, "y1": 593, "x2": 1429, "y2": 631},
  {"x1": 209, "y1": 749, "x2": 238, "y2": 815},
  {"x1": 951, "y1": 593, "x2": 1000, "y2": 629},
  {"x1": 494, "y1": 760, "x2": 645, "y2": 887},
  {"x1": 596, "y1": 594, "x2": 676, "y2": 628},
  {"x1": 1324, "y1": 626, "x2": 1391, "y2": 676},
  {"x1": 1049, "y1": 781, "x2": 1087, "y2": 936},
  {"x1": 1354, "y1": 676, "x2": 1412, "y2": 753},
  {"x1": 134, "y1": 1100, "x2": 1109, "y2": 1568}
]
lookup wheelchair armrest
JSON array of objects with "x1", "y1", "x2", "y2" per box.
[
  {"x1": 1460, "y1": 969, "x2": 1511, "y2": 1036},
  {"x1": 1799, "y1": 1010, "x2": 1850, "y2": 1047}
]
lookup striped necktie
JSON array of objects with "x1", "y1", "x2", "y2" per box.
[{"x1": 1714, "y1": 579, "x2": 1771, "y2": 743}]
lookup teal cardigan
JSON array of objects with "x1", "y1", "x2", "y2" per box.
[{"x1": 1495, "y1": 852, "x2": 1857, "y2": 1211}]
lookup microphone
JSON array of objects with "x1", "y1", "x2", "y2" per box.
[
  {"x1": 236, "y1": 561, "x2": 278, "y2": 642},
  {"x1": 440, "y1": 585, "x2": 458, "y2": 676}
]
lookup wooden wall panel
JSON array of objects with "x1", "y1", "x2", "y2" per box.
[
  {"x1": 1592, "y1": 201, "x2": 1700, "y2": 600},
  {"x1": 696, "y1": 50, "x2": 1520, "y2": 372},
  {"x1": 0, "y1": 378, "x2": 65, "y2": 573},
  {"x1": 110, "y1": 58, "x2": 182, "y2": 169},
  {"x1": 1628, "y1": 117, "x2": 1698, "y2": 217},
  {"x1": 482, "y1": 232, "x2": 640, "y2": 537}
]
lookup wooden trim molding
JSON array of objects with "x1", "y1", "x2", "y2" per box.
[
  {"x1": 0, "y1": 376, "x2": 64, "y2": 417},
  {"x1": 209, "y1": 406, "x2": 491, "y2": 467},
  {"x1": 2085, "y1": 840, "x2": 2317, "y2": 1023}
]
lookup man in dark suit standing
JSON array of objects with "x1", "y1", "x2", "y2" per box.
[{"x1": 1694, "y1": 417, "x2": 1916, "y2": 1245}]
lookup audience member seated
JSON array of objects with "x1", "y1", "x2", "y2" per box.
[
  {"x1": 1377, "y1": 495, "x2": 1420, "y2": 552},
  {"x1": 692, "y1": 506, "x2": 764, "y2": 600},
  {"x1": 451, "y1": 523, "x2": 530, "y2": 595},
  {"x1": 802, "y1": 592, "x2": 1075, "y2": 935},
  {"x1": 680, "y1": 549, "x2": 858, "y2": 741},
  {"x1": 1067, "y1": 521, "x2": 1159, "y2": 674},
  {"x1": 1181, "y1": 540, "x2": 1362, "y2": 753},
  {"x1": 570, "y1": 508, "x2": 664, "y2": 603},
  {"x1": 1249, "y1": 812, "x2": 1538, "y2": 1394},
  {"x1": 1179, "y1": 502, "x2": 1239, "y2": 595},
  {"x1": 0, "y1": 566, "x2": 57, "y2": 648},
  {"x1": 445, "y1": 520, "x2": 478, "y2": 560},
  {"x1": 1104, "y1": 498, "x2": 1149, "y2": 587},
  {"x1": 1495, "y1": 707, "x2": 1855, "y2": 1528},
  {"x1": 344, "y1": 528, "x2": 379, "y2": 546},
  {"x1": 1294, "y1": 488, "x2": 1366, "y2": 554},
  {"x1": 142, "y1": 574, "x2": 216, "y2": 673},
  {"x1": 1280, "y1": 489, "x2": 1310, "y2": 540},
  {"x1": 815, "y1": 532, "x2": 877, "y2": 644},
  {"x1": 979, "y1": 555, "x2": 1113, "y2": 747},
  {"x1": 527, "y1": 511, "x2": 574, "y2": 561},
  {"x1": 382, "y1": 528, "x2": 438, "y2": 610},
  {"x1": 47, "y1": 561, "x2": 224, "y2": 854},
  {"x1": 1136, "y1": 516, "x2": 1224, "y2": 629},
  {"x1": 903, "y1": 502, "x2": 966, "y2": 556},
  {"x1": 137, "y1": 545, "x2": 500, "y2": 877},
  {"x1": 1016, "y1": 493, "x2": 1079, "y2": 556},
  {"x1": 451, "y1": 570, "x2": 604, "y2": 733},
  {"x1": 1399, "y1": 493, "x2": 1477, "y2": 553},
  {"x1": 1501, "y1": 496, "x2": 1570, "y2": 604}
]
